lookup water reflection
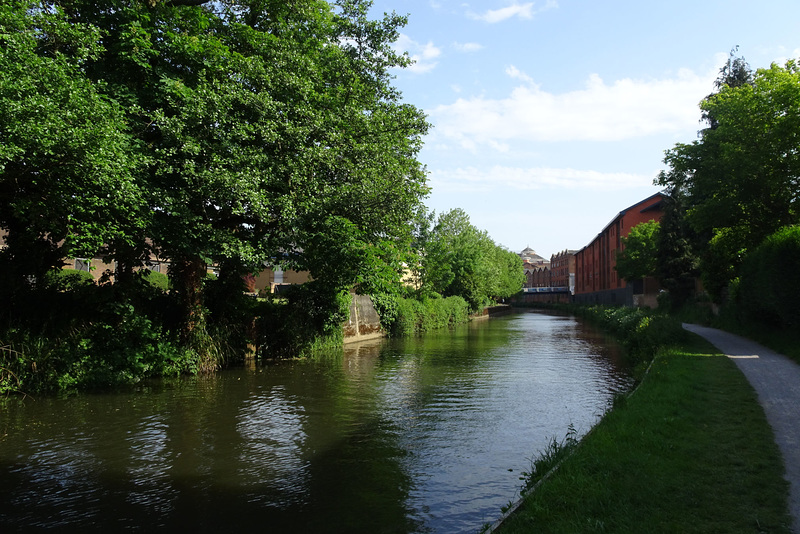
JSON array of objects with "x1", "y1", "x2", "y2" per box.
[
  {"x1": 236, "y1": 387, "x2": 309, "y2": 505},
  {"x1": 0, "y1": 310, "x2": 631, "y2": 533}
]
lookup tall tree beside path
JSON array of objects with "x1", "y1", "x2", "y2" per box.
[{"x1": 657, "y1": 56, "x2": 800, "y2": 301}]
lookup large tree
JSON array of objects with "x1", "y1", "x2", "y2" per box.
[
  {"x1": 421, "y1": 208, "x2": 523, "y2": 310},
  {"x1": 654, "y1": 191, "x2": 699, "y2": 309},
  {"x1": 657, "y1": 56, "x2": 800, "y2": 300},
  {"x1": 0, "y1": 2, "x2": 147, "y2": 291},
  {"x1": 2, "y1": 0, "x2": 430, "y2": 347}
]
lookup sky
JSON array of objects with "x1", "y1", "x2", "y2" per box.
[{"x1": 366, "y1": 0, "x2": 800, "y2": 258}]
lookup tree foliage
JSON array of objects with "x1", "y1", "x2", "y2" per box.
[
  {"x1": 655, "y1": 191, "x2": 699, "y2": 309},
  {"x1": 0, "y1": 0, "x2": 430, "y2": 373},
  {"x1": 0, "y1": 2, "x2": 147, "y2": 286},
  {"x1": 413, "y1": 208, "x2": 524, "y2": 311},
  {"x1": 735, "y1": 225, "x2": 800, "y2": 328},
  {"x1": 657, "y1": 55, "x2": 800, "y2": 301},
  {"x1": 615, "y1": 220, "x2": 659, "y2": 282}
]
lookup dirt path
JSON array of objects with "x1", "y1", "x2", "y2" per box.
[{"x1": 683, "y1": 323, "x2": 800, "y2": 533}]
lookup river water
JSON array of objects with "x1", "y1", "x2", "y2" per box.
[{"x1": 0, "y1": 310, "x2": 631, "y2": 533}]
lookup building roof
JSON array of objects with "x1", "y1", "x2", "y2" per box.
[{"x1": 578, "y1": 191, "x2": 667, "y2": 253}]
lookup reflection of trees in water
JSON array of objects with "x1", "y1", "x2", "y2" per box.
[{"x1": 1, "y1": 311, "x2": 630, "y2": 532}]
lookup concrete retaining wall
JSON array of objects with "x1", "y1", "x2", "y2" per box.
[{"x1": 343, "y1": 294, "x2": 385, "y2": 344}]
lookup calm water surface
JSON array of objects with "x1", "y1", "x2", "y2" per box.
[{"x1": 0, "y1": 310, "x2": 631, "y2": 533}]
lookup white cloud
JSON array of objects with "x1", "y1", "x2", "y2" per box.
[
  {"x1": 428, "y1": 66, "x2": 716, "y2": 147},
  {"x1": 505, "y1": 65, "x2": 536, "y2": 85},
  {"x1": 468, "y1": 1, "x2": 557, "y2": 23},
  {"x1": 453, "y1": 41, "x2": 483, "y2": 52},
  {"x1": 394, "y1": 34, "x2": 441, "y2": 74},
  {"x1": 469, "y1": 2, "x2": 534, "y2": 23},
  {"x1": 763, "y1": 47, "x2": 800, "y2": 68},
  {"x1": 430, "y1": 166, "x2": 650, "y2": 192}
]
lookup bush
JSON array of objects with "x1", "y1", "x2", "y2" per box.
[
  {"x1": 386, "y1": 295, "x2": 470, "y2": 336},
  {"x1": 0, "y1": 301, "x2": 193, "y2": 394},
  {"x1": 255, "y1": 283, "x2": 350, "y2": 357},
  {"x1": 142, "y1": 269, "x2": 170, "y2": 291},
  {"x1": 735, "y1": 225, "x2": 800, "y2": 329},
  {"x1": 576, "y1": 305, "x2": 686, "y2": 368},
  {"x1": 43, "y1": 268, "x2": 95, "y2": 291}
]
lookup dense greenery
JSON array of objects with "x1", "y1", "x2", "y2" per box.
[
  {"x1": 0, "y1": 1, "x2": 527, "y2": 395},
  {"x1": 614, "y1": 220, "x2": 659, "y2": 282},
  {"x1": 653, "y1": 191, "x2": 699, "y2": 310},
  {"x1": 0, "y1": 0, "x2": 431, "y2": 393},
  {"x1": 656, "y1": 53, "x2": 800, "y2": 308},
  {"x1": 733, "y1": 225, "x2": 800, "y2": 329},
  {"x1": 406, "y1": 207, "x2": 525, "y2": 312},
  {"x1": 384, "y1": 295, "x2": 471, "y2": 336}
]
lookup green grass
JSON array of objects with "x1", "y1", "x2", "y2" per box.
[{"x1": 496, "y1": 334, "x2": 792, "y2": 533}]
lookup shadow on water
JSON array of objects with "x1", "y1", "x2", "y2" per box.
[{"x1": 0, "y1": 310, "x2": 630, "y2": 533}]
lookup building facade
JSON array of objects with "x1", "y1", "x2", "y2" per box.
[
  {"x1": 550, "y1": 249, "x2": 577, "y2": 292},
  {"x1": 573, "y1": 192, "x2": 665, "y2": 306}
]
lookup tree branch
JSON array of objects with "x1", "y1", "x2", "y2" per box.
[{"x1": 161, "y1": 0, "x2": 211, "y2": 7}]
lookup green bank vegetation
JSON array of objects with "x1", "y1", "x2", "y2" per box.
[
  {"x1": 605, "y1": 48, "x2": 800, "y2": 360},
  {"x1": 494, "y1": 305, "x2": 792, "y2": 533},
  {"x1": 372, "y1": 207, "x2": 525, "y2": 337},
  {"x1": 614, "y1": 51, "x2": 799, "y2": 356},
  {"x1": 1, "y1": 0, "x2": 432, "y2": 393},
  {"x1": 0, "y1": 1, "x2": 525, "y2": 396}
]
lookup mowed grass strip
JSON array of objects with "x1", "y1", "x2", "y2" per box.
[{"x1": 497, "y1": 334, "x2": 792, "y2": 533}]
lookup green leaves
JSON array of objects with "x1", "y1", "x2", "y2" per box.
[
  {"x1": 615, "y1": 220, "x2": 660, "y2": 282},
  {"x1": 416, "y1": 208, "x2": 523, "y2": 311},
  {"x1": 657, "y1": 57, "x2": 800, "y2": 301},
  {"x1": 1, "y1": 0, "x2": 431, "y2": 343},
  {"x1": 0, "y1": 2, "x2": 146, "y2": 264}
]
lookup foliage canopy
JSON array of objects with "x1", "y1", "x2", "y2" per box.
[
  {"x1": 615, "y1": 220, "x2": 660, "y2": 282},
  {"x1": 0, "y1": 0, "x2": 429, "y2": 342},
  {"x1": 657, "y1": 56, "x2": 800, "y2": 301}
]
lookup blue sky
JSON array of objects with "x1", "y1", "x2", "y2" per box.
[{"x1": 367, "y1": 0, "x2": 800, "y2": 257}]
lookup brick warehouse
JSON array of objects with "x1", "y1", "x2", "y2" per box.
[{"x1": 573, "y1": 192, "x2": 665, "y2": 307}]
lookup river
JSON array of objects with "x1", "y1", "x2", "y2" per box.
[{"x1": 0, "y1": 310, "x2": 631, "y2": 533}]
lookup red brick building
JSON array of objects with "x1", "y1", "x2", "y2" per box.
[
  {"x1": 550, "y1": 249, "x2": 577, "y2": 292},
  {"x1": 573, "y1": 192, "x2": 665, "y2": 306}
]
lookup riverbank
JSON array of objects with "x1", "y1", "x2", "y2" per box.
[{"x1": 493, "y1": 332, "x2": 792, "y2": 533}]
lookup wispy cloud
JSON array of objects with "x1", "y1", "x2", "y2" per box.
[
  {"x1": 430, "y1": 166, "x2": 649, "y2": 192},
  {"x1": 505, "y1": 64, "x2": 536, "y2": 85},
  {"x1": 468, "y1": 1, "x2": 557, "y2": 23},
  {"x1": 429, "y1": 66, "x2": 716, "y2": 147},
  {"x1": 394, "y1": 33, "x2": 441, "y2": 74},
  {"x1": 453, "y1": 41, "x2": 483, "y2": 52}
]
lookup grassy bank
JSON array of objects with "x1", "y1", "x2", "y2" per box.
[{"x1": 495, "y1": 333, "x2": 792, "y2": 533}]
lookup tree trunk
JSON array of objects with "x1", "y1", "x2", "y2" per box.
[{"x1": 170, "y1": 256, "x2": 207, "y2": 345}]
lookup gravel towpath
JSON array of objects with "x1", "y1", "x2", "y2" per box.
[{"x1": 683, "y1": 323, "x2": 800, "y2": 533}]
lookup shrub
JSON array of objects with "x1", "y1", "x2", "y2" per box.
[
  {"x1": 43, "y1": 268, "x2": 95, "y2": 291},
  {"x1": 576, "y1": 305, "x2": 686, "y2": 368},
  {"x1": 142, "y1": 269, "x2": 170, "y2": 291},
  {"x1": 385, "y1": 295, "x2": 470, "y2": 336},
  {"x1": 255, "y1": 283, "x2": 350, "y2": 357},
  {"x1": 735, "y1": 225, "x2": 800, "y2": 329}
]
